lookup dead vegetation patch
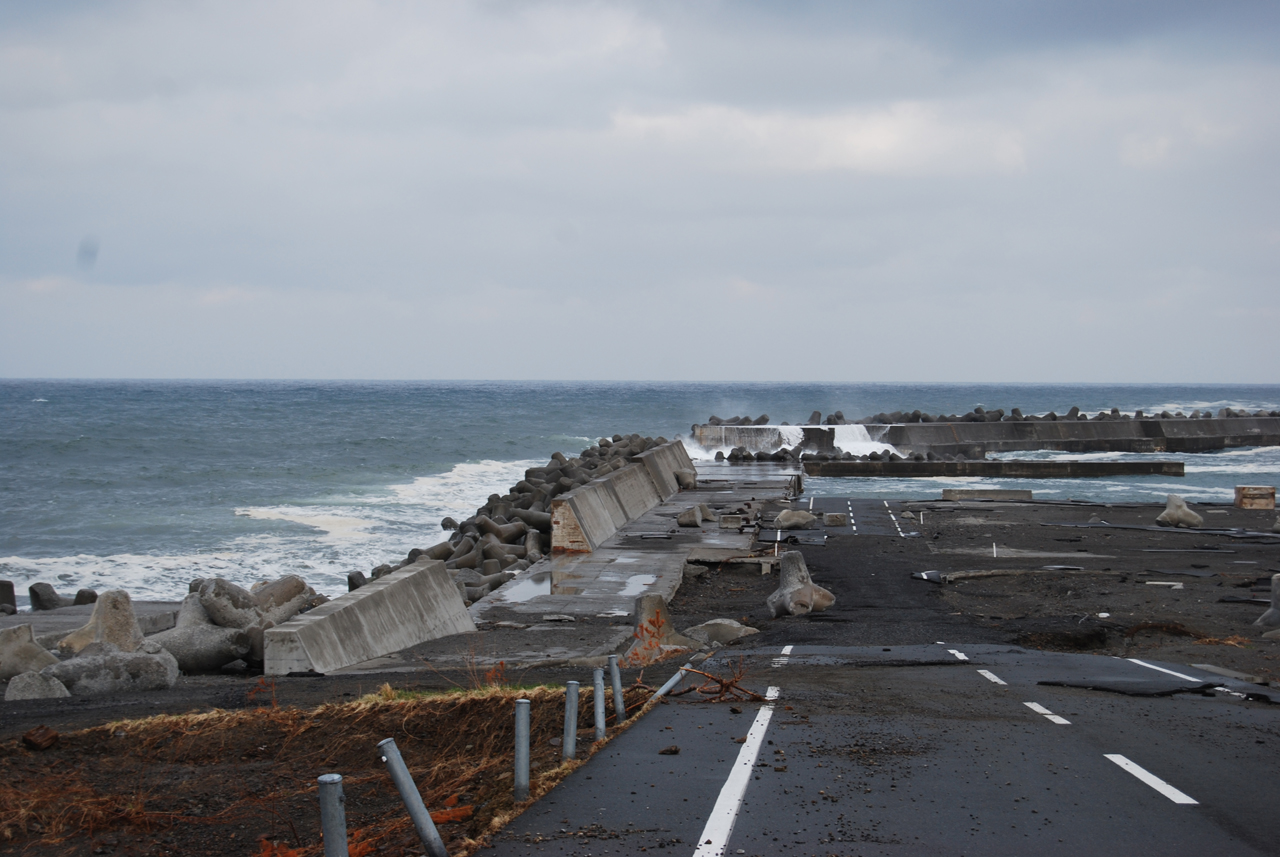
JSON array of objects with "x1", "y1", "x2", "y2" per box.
[{"x1": 0, "y1": 682, "x2": 653, "y2": 857}]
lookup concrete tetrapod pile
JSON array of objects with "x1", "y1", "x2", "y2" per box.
[
  {"x1": 2, "y1": 575, "x2": 330, "y2": 700},
  {"x1": 358, "y1": 432, "x2": 688, "y2": 605}
]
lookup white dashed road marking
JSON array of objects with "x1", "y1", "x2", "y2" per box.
[
  {"x1": 977, "y1": 669, "x2": 1006, "y2": 685},
  {"x1": 883, "y1": 500, "x2": 906, "y2": 537},
  {"x1": 771, "y1": 645, "x2": 793, "y2": 668},
  {"x1": 1104, "y1": 755, "x2": 1199, "y2": 804},
  {"x1": 1127, "y1": 659, "x2": 1201, "y2": 682},
  {"x1": 948, "y1": 649, "x2": 969, "y2": 661},
  {"x1": 692, "y1": 686, "x2": 782, "y2": 857},
  {"x1": 1024, "y1": 702, "x2": 1070, "y2": 725}
]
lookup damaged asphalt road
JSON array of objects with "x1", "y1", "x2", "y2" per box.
[{"x1": 485, "y1": 499, "x2": 1280, "y2": 856}]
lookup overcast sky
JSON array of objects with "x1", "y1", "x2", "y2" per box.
[{"x1": 1, "y1": 1, "x2": 1277, "y2": 382}]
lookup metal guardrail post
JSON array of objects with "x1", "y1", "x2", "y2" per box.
[
  {"x1": 563, "y1": 680, "x2": 579, "y2": 760},
  {"x1": 376, "y1": 738, "x2": 448, "y2": 857},
  {"x1": 593, "y1": 667, "x2": 606, "y2": 741},
  {"x1": 317, "y1": 774, "x2": 348, "y2": 857},
  {"x1": 514, "y1": 698, "x2": 531, "y2": 802},
  {"x1": 654, "y1": 661, "x2": 694, "y2": 699},
  {"x1": 608, "y1": 654, "x2": 626, "y2": 723}
]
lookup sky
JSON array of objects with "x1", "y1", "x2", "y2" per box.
[{"x1": 1, "y1": 1, "x2": 1277, "y2": 382}]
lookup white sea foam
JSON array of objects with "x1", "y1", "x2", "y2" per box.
[
  {"x1": 2, "y1": 458, "x2": 547, "y2": 604},
  {"x1": 685, "y1": 424, "x2": 899, "y2": 459}
]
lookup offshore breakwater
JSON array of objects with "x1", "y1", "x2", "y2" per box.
[{"x1": 693, "y1": 413, "x2": 1280, "y2": 460}]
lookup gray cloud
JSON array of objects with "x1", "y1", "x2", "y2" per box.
[{"x1": 1, "y1": 1, "x2": 1277, "y2": 381}]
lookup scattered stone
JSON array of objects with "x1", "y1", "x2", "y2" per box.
[
  {"x1": 28, "y1": 582, "x2": 71, "y2": 611},
  {"x1": 541, "y1": 614, "x2": 575, "y2": 623},
  {"x1": 674, "y1": 469, "x2": 697, "y2": 490},
  {"x1": 822, "y1": 512, "x2": 848, "y2": 527},
  {"x1": 676, "y1": 507, "x2": 703, "y2": 527},
  {"x1": 149, "y1": 594, "x2": 252, "y2": 672},
  {"x1": 1155, "y1": 494, "x2": 1204, "y2": 528},
  {"x1": 21, "y1": 725, "x2": 62, "y2": 749},
  {"x1": 767, "y1": 551, "x2": 835, "y2": 618},
  {"x1": 6, "y1": 674, "x2": 71, "y2": 702},
  {"x1": 0, "y1": 624, "x2": 59, "y2": 680},
  {"x1": 58, "y1": 590, "x2": 145, "y2": 655},
  {"x1": 774, "y1": 510, "x2": 817, "y2": 530},
  {"x1": 682, "y1": 619, "x2": 759, "y2": 645},
  {"x1": 44, "y1": 641, "x2": 179, "y2": 696},
  {"x1": 658, "y1": 745, "x2": 680, "y2": 755}
]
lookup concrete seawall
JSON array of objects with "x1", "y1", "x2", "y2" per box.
[
  {"x1": 803, "y1": 460, "x2": 1185, "y2": 478},
  {"x1": 693, "y1": 418, "x2": 1280, "y2": 459},
  {"x1": 550, "y1": 439, "x2": 695, "y2": 553}
]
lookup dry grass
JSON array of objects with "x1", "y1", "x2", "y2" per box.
[{"x1": 0, "y1": 682, "x2": 654, "y2": 857}]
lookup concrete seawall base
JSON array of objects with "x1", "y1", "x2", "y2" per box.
[
  {"x1": 803, "y1": 460, "x2": 1185, "y2": 478},
  {"x1": 264, "y1": 560, "x2": 474, "y2": 675}
]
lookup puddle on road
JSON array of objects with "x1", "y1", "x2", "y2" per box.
[
  {"x1": 619, "y1": 574, "x2": 657, "y2": 597},
  {"x1": 499, "y1": 572, "x2": 551, "y2": 602}
]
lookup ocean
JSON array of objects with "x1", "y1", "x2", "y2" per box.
[{"x1": 2, "y1": 380, "x2": 1278, "y2": 604}]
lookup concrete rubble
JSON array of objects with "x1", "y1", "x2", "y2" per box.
[{"x1": 767, "y1": 551, "x2": 835, "y2": 618}]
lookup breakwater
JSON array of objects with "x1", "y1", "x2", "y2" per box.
[
  {"x1": 693, "y1": 416, "x2": 1280, "y2": 460},
  {"x1": 803, "y1": 460, "x2": 1185, "y2": 478}
]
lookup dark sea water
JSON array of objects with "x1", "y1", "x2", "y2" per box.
[{"x1": 2, "y1": 380, "x2": 1278, "y2": 603}]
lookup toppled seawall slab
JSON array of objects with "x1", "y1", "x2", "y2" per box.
[
  {"x1": 550, "y1": 439, "x2": 694, "y2": 553},
  {"x1": 264, "y1": 560, "x2": 474, "y2": 675}
]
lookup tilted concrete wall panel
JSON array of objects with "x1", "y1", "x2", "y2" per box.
[
  {"x1": 264, "y1": 560, "x2": 474, "y2": 675},
  {"x1": 609, "y1": 461, "x2": 664, "y2": 517}
]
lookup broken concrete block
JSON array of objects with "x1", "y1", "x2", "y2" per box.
[
  {"x1": 5, "y1": 671, "x2": 71, "y2": 701},
  {"x1": 822, "y1": 512, "x2": 848, "y2": 527},
  {"x1": 676, "y1": 506, "x2": 703, "y2": 527},
  {"x1": 1254, "y1": 574, "x2": 1280, "y2": 628},
  {"x1": 44, "y1": 641, "x2": 179, "y2": 696},
  {"x1": 1155, "y1": 494, "x2": 1203, "y2": 528},
  {"x1": 623, "y1": 594, "x2": 700, "y2": 665},
  {"x1": 674, "y1": 469, "x2": 697, "y2": 490},
  {"x1": 149, "y1": 594, "x2": 252, "y2": 672},
  {"x1": 0, "y1": 624, "x2": 59, "y2": 680},
  {"x1": 775, "y1": 510, "x2": 818, "y2": 530},
  {"x1": 682, "y1": 618, "x2": 759, "y2": 646},
  {"x1": 198, "y1": 578, "x2": 264, "y2": 629},
  {"x1": 58, "y1": 590, "x2": 144, "y2": 655},
  {"x1": 767, "y1": 551, "x2": 835, "y2": 618}
]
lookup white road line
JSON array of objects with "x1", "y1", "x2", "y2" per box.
[
  {"x1": 809, "y1": 497, "x2": 814, "y2": 510},
  {"x1": 847, "y1": 499, "x2": 857, "y2": 534},
  {"x1": 882, "y1": 500, "x2": 906, "y2": 537},
  {"x1": 1127, "y1": 659, "x2": 1201, "y2": 682},
  {"x1": 1024, "y1": 702, "x2": 1070, "y2": 725},
  {"x1": 977, "y1": 669, "x2": 1006, "y2": 685},
  {"x1": 771, "y1": 645, "x2": 793, "y2": 668},
  {"x1": 1104, "y1": 754, "x2": 1198, "y2": 804},
  {"x1": 948, "y1": 649, "x2": 969, "y2": 661},
  {"x1": 692, "y1": 686, "x2": 782, "y2": 857}
]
